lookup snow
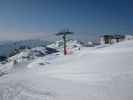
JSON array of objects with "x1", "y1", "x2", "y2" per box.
[{"x1": 0, "y1": 39, "x2": 133, "y2": 100}]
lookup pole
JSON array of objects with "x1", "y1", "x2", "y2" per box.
[{"x1": 63, "y1": 34, "x2": 67, "y2": 55}]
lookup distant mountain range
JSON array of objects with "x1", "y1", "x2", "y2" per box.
[{"x1": 0, "y1": 39, "x2": 50, "y2": 57}]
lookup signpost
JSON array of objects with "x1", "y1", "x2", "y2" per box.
[{"x1": 56, "y1": 29, "x2": 73, "y2": 55}]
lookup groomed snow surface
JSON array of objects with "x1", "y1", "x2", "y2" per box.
[{"x1": 1, "y1": 40, "x2": 133, "y2": 100}]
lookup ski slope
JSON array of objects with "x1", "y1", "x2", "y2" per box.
[{"x1": 0, "y1": 40, "x2": 133, "y2": 100}]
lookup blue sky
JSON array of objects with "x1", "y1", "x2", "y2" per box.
[{"x1": 0, "y1": 0, "x2": 133, "y2": 41}]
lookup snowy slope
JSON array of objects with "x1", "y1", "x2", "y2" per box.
[
  {"x1": 0, "y1": 46, "x2": 58, "y2": 74},
  {"x1": 0, "y1": 40, "x2": 133, "y2": 100}
]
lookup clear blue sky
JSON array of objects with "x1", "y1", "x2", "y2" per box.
[{"x1": 0, "y1": 0, "x2": 133, "y2": 41}]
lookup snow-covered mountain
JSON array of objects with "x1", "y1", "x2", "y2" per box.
[
  {"x1": 0, "y1": 46, "x2": 59, "y2": 74},
  {"x1": 8, "y1": 47, "x2": 58, "y2": 64},
  {"x1": 1, "y1": 39, "x2": 133, "y2": 100},
  {"x1": 0, "y1": 39, "x2": 82, "y2": 73},
  {"x1": 0, "y1": 39, "x2": 82, "y2": 60},
  {"x1": 0, "y1": 39, "x2": 50, "y2": 58}
]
